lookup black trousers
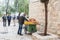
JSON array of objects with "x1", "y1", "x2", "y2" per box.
[{"x1": 8, "y1": 20, "x2": 11, "y2": 26}]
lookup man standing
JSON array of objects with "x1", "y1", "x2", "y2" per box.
[
  {"x1": 7, "y1": 14, "x2": 11, "y2": 26},
  {"x1": 18, "y1": 12, "x2": 28, "y2": 35},
  {"x1": 13, "y1": 15, "x2": 16, "y2": 26},
  {"x1": 2, "y1": 14, "x2": 7, "y2": 27}
]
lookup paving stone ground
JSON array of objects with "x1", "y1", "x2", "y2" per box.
[
  {"x1": 0, "y1": 20, "x2": 60, "y2": 40},
  {"x1": 0, "y1": 21, "x2": 33, "y2": 40}
]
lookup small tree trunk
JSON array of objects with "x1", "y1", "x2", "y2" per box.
[
  {"x1": 44, "y1": 2, "x2": 48, "y2": 35},
  {"x1": 6, "y1": 0, "x2": 9, "y2": 15}
]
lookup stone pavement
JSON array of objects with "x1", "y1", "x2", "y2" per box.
[
  {"x1": 0, "y1": 21, "x2": 33, "y2": 40},
  {"x1": 0, "y1": 20, "x2": 60, "y2": 40}
]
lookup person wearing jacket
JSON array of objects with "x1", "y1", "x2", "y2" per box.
[
  {"x1": 13, "y1": 15, "x2": 16, "y2": 26},
  {"x1": 2, "y1": 14, "x2": 7, "y2": 27},
  {"x1": 18, "y1": 12, "x2": 28, "y2": 35},
  {"x1": 7, "y1": 14, "x2": 11, "y2": 26}
]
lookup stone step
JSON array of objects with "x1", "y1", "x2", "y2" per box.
[{"x1": 32, "y1": 32, "x2": 59, "y2": 40}]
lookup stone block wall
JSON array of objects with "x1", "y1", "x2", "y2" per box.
[
  {"x1": 29, "y1": 0, "x2": 45, "y2": 33},
  {"x1": 48, "y1": 0, "x2": 60, "y2": 35},
  {"x1": 29, "y1": 0, "x2": 60, "y2": 36}
]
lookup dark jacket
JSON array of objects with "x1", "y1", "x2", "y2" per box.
[
  {"x1": 2, "y1": 16, "x2": 7, "y2": 22},
  {"x1": 7, "y1": 16, "x2": 11, "y2": 21},
  {"x1": 19, "y1": 16, "x2": 28, "y2": 25}
]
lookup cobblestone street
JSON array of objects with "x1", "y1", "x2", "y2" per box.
[
  {"x1": 0, "y1": 20, "x2": 60, "y2": 40},
  {"x1": 0, "y1": 21, "x2": 33, "y2": 40}
]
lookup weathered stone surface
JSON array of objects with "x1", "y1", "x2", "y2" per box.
[
  {"x1": 29, "y1": 0, "x2": 60, "y2": 37},
  {"x1": 0, "y1": 22, "x2": 33, "y2": 40},
  {"x1": 32, "y1": 32, "x2": 58, "y2": 40}
]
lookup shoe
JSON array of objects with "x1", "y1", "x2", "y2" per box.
[
  {"x1": 20, "y1": 34, "x2": 23, "y2": 36},
  {"x1": 18, "y1": 33, "x2": 20, "y2": 35},
  {"x1": 18, "y1": 33, "x2": 19, "y2": 34}
]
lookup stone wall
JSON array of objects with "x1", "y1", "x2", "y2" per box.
[
  {"x1": 29, "y1": 0, "x2": 60, "y2": 36},
  {"x1": 48, "y1": 0, "x2": 60, "y2": 35},
  {"x1": 29, "y1": 0, "x2": 45, "y2": 32}
]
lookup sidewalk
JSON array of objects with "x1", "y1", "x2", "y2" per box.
[
  {"x1": 0, "y1": 20, "x2": 60, "y2": 40},
  {"x1": 0, "y1": 21, "x2": 33, "y2": 40}
]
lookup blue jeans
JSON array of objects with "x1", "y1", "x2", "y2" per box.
[{"x1": 18, "y1": 24, "x2": 23, "y2": 34}]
